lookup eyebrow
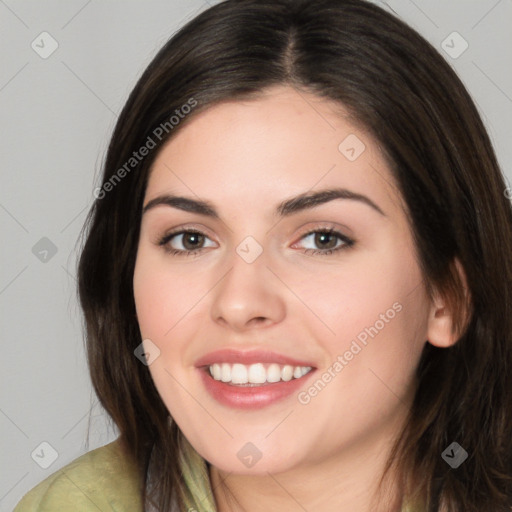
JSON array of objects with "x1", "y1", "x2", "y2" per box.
[{"x1": 142, "y1": 187, "x2": 386, "y2": 218}]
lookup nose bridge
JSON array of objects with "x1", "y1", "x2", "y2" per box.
[
  {"x1": 210, "y1": 236, "x2": 285, "y2": 329},
  {"x1": 219, "y1": 235, "x2": 269, "y2": 300}
]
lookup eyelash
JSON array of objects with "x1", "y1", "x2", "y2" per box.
[{"x1": 157, "y1": 225, "x2": 355, "y2": 258}]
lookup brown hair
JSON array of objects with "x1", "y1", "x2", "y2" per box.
[{"x1": 77, "y1": 0, "x2": 512, "y2": 510}]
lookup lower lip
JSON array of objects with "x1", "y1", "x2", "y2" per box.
[{"x1": 198, "y1": 368, "x2": 316, "y2": 409}]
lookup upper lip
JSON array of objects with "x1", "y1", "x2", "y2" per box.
[{"x1": 194, "y1": 348, "x2": 316, "y2": 368}]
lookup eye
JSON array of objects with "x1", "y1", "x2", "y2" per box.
[
  {"x1": 157, "y1": 228, "x2": 216, "y2": 257},
  {"x1": 294, "y1": 227, "x2": 355, "y2": 256}
]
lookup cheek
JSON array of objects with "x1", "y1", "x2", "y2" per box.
[
  {"x1": 133, "y1": 248, "x2": 200, "y2": 340},
  {"x1": 304, "y1": 243, "x2": 427, "y2": 384},
  {"x1": 294, "y1": 245, "x2": 423, "y2": 343},
  {"x1": 340, "y1": 274, "x2": 426, "y2": 406},
  {"x1": 133, "y1": 252, "x2": 197, "y2": 417},
  {"x1": 133, "y1": 280, "x2": 173, "y2": 340},
  {"x1": 132, "y1": 249, "x2": 209, "y2": 410}
]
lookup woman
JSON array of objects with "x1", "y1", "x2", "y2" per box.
[{"x1": 14, "y1": 0, "x2": 512, "y2": 511}]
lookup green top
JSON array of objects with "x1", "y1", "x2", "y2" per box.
[
  {"x1": 14, "y1": 437, "x2": 420, "y2": 511},
  {"x1": 13, "y1": 435, "x2": 217, "y2": 512},
  {"x1": 13, "y1": 439, "x2": 146, "y2": 512}
]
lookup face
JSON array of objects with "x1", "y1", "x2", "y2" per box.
[{"x1": 133, "y1": 85, "x2": 431, "y2": 475}]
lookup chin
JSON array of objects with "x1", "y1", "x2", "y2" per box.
[{"x1": 198, "y1": 440, "x2": 304, "y2": 475}]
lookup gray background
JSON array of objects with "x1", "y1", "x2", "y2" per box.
[{"x1": 1, "y1": 0, "x2": 511, "y2": 510}]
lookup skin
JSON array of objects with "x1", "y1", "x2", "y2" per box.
[{"x1": 133, "y1": 85, "x2": 459, "y2": 511}]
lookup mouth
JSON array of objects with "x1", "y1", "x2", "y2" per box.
[
  {"x1": 204, "y1": 362, "x2": 314, "y2": 386},
  {"x1": 195, "y1": 349, "x2": 317, "y2": 409}
]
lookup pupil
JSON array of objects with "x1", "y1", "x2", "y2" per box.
[
  {"x1": 184, "y1": 233, "x2": 202, "y2": 250},
  {"x1": 316, "y1": 232, "x2": 335, "y2": 249}
]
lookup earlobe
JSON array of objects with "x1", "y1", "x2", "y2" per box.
[
  {"x1": 426, "y1": 301, "x2": 458, "y2": 348},
  {"x1": 426, "y1": 258, "x2": 470, "y2": 348}
]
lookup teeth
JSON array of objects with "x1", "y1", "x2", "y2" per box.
[
  {"x1": 231, "y1": 363, "x2": 248, "y2": 384},
  {"x1": 208, "y1": 362, "x2": 313, "y2": 385},
  {"x1": 248, "y1": 363, "x2": 266, "y2": 384},
  {"x1": 281, "y1": 365, "x2": 293, "y2": 381},
  {"x1": 221, "y1": 363, "x2": 231, "y2": 382},
  {"x1": 267, "y1": 363, "x2": 281, "y2": 383},
  {"x1": 212, "y1": 363, "x2": 222, "y2": 380}
]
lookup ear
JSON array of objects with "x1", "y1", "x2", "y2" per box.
[{"x1": 426, "y1": 258, "x2": 470, "y2": 348}]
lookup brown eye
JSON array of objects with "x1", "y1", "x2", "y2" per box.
[
  {"x1": 158, "y1": 229, "x2": 215, "y2": 256},
  {"x1": 313, "y1": 231, "x2": 339, "y2": 250},
  {"x1": 180, "y1": 232, "x2": 205, "y2": 250},
  {"x1": 297, "y1": 228, "x2": 355, "y2": 256}
]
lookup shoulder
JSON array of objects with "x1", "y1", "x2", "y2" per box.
[{"x1": 13, "y1": 438, "x2": 144, "y2": 512}]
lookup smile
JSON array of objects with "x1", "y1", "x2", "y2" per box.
[{"x1": 208, "y1": 362, "x2": 313, "y2": 385}]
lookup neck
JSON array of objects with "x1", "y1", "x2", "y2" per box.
[{"x1": 209, "y1": 426, "x2": 405, "y2": 512}]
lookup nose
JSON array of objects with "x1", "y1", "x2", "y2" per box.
[{"x1": 210, "y1": 249, "x2": 286, "y2": 332}]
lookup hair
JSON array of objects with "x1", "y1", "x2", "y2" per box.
[{"x1": 76, "y1": 0, "x2": 512, "y2": 510}]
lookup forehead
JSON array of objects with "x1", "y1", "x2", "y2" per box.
[{"x1": 145, "y1": 86, "x2": 405, "y2": 219}]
